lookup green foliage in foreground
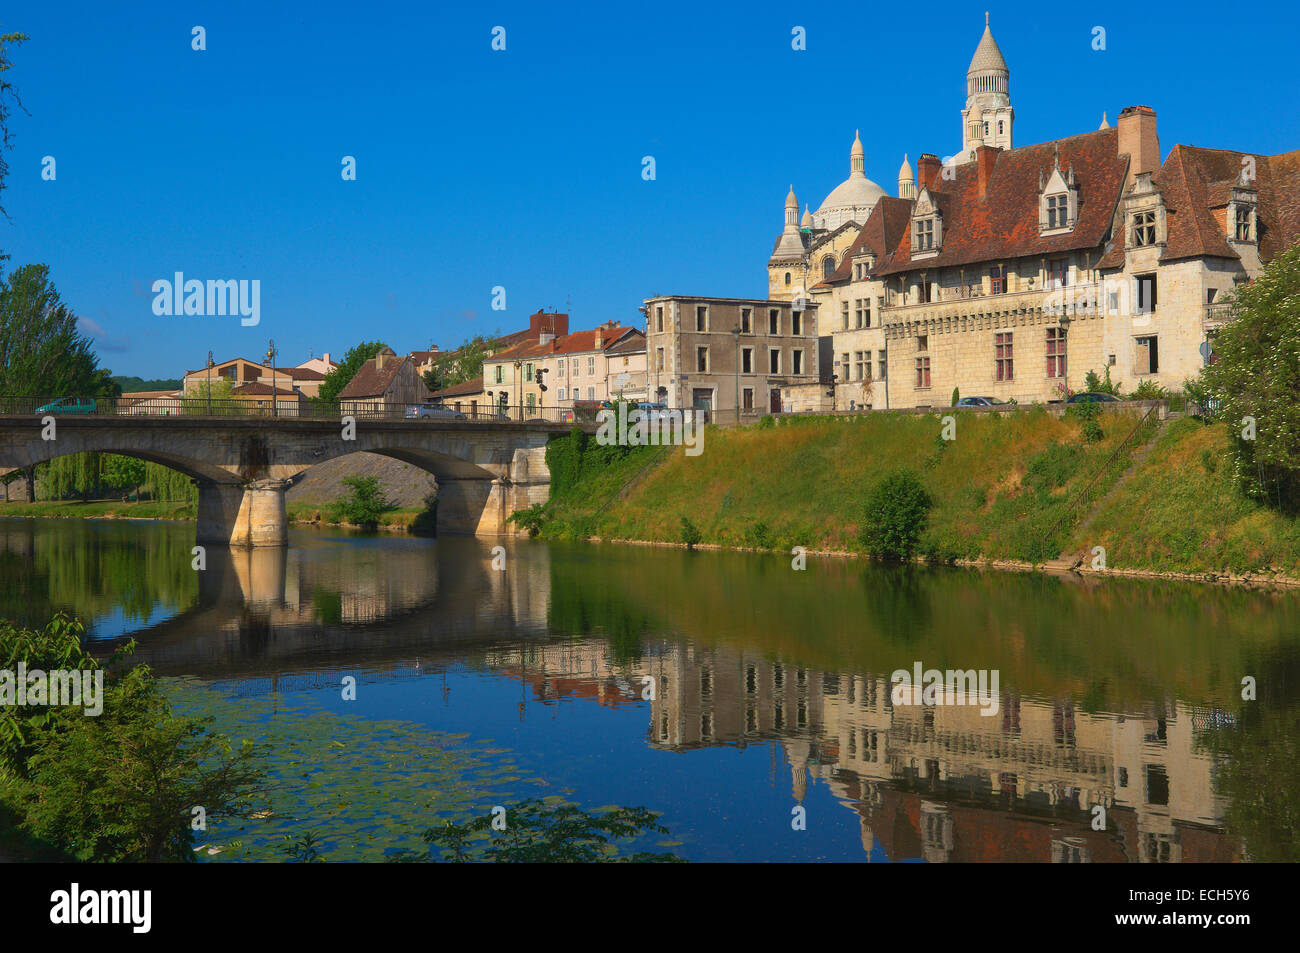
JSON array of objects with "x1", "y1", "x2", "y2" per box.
[
  {"x1": 327, "y1": 475, "x2": 397, "y2": 528},
  {"x1": 0, "y1": 614, "x2": 263, "y2": 861},
  {"x1": 860, "y1": 469, "x2": 932, "y2": 561},
  {"x1": 389, "y1": 799, "x2": 684, "y2": 863}
]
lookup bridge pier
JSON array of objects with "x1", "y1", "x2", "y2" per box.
[
  {"x1": 197, "y1": 479, "x2": 291, "y2": 548},
  {"x1": 436, "y1": 477, "x2": 506, "y2": 535}
]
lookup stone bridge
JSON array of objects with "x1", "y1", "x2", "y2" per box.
[{"x1": 0, "y1": 415, "x2": 579, "y2": 545}]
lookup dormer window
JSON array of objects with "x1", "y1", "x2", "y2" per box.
[
  {"x1": 1133, "y1": 211, "x2": 1156, "y2": 246},
  {"x1": 1233, "y1": 204, "x2": 1255, "y2": 243},
  {"x1": 1039, "y1": 158, "x2": 1079, "y2": 235},
  {"x1": 915, "y1": 219, "x2": 934, "y2": 250},
  {"x1": 1047, "y1": 195, "x2": 1069, "y2": 229}
]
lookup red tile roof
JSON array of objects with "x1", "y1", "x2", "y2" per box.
[
  {"x1": 232, "y1": 382, "x2": 298, "y2": 397},
  {"x1": 430, "y1": 376, "x2": 484, "y2": 399},
  {"x1": 874, "y1": 128, "x2": 1130, "y2": 277},
  {"x1": 815, "y1": 196, "x2": 916, "y2": 287}
]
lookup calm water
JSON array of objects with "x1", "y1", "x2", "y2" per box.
[{"x1": 3, "y1": 516, "x2": 1298, "y2": 862}]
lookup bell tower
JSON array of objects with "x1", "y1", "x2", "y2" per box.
[{"x1": 961, "y1": 13, "x2": 1013, "y2": 161}]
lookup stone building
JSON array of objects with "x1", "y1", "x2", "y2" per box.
[
  {"x1": 643, "y1": 295, "x2": 820, "y2": 421},
  {"x1": 337, "y1": 346, "x2": 430, "y2": 413},
  {"x1": 801, "y1": 19, "x2": 1300, "y2": 409}
]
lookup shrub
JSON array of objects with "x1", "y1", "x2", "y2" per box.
[
  {"x1": 506, "y1": 503, "x2": 547, "y2": 537},
  {"x1": 744, "y1": 519, "x2": 774, "y2": 550},
  {"x1": 1129, "y1": 379, "x2": 1169, "y2": 400},
  {"x1": 679, "y1": 515, "x2": 702, "y2": 549},
  {"x1": 951, "y1": 387, "x2": 960, "y2": 407},
  {"x1": 1083, "y1": 366, "x2": 1121, "y2": 396},
  {"x1": 758, "y1": 415, "x2": 774, "y2": 429},
  {"x1": 859, "y1": 469, "x2": 932, "y2": 561},
  {"x1": 327, "y1": 476, "x2": 396, "y2": 528}
]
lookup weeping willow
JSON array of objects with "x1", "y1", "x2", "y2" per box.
[{"x1": 35, "y1": 453, "x2": 197, "y2": 503}]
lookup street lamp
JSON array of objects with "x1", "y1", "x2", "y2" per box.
[
  {"x1": 266, "y1": 339, "x2": 278, "y2": 418},
  {"x1": 206, "y1": 350, "x2": 214, "y2": 416}
]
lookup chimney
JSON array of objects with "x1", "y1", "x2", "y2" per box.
[
  {"x1": 916, "y1": 154, "x2": 943, "y2": 192},
  {"x1": 322, "y1": 352, "x2": 330, "y2": 365},
  {"x1": 975, "y1": 145, "x2": 998, "y2": 200},
  {"x1": 595, "y1": 328, "x2": 604, "y2": 348},
  {"x1": 1117, "y1": 105, "x2": 1160, "y2": 193},
  {"x1": 374, "y1": 351, "x2": 386, "y2": 370}
]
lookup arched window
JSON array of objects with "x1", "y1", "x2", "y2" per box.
[
  {"x1": 998, "y1": 120, "x2": 1004, "y2": 136},
  {"x1": 823, "y1": 256, "x2": 836, "y2": 278},
  {"x1": 784, "y1": 272, "x2": 792, "y2": 286},
  {"x1": 983, "y1": 121, "x2": 989, "y2": 137}
]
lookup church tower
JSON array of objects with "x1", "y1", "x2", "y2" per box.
[{"x1": 960, "y1": 13, "x2": 1013, "y2": 161}]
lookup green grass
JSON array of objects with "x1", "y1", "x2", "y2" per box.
[
  {"x1": 540, "y1": 408, "x2": 1151, "y2": 563},
  {"x1": 0, "y1": 499, "x2": 196, "y2": 520},
  {"x1": 1074, "y1": 416, "x2": 1300, "y2": 573}
]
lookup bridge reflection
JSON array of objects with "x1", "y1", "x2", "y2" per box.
[{"x1": 78, "y1": 531, "x2": 1258, "y2": 864}]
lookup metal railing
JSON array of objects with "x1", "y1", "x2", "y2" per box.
[{"x1": 0, "y1": 396, "x2": 577, "y2": 424}]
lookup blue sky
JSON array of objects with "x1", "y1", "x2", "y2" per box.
[{"x1": 3, "y1": 0, "x2": 1299, "y2": 378}]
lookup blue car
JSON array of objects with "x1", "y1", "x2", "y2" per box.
[{"x1": 34, "y1": 397, "x2": 98, "y2": 415}]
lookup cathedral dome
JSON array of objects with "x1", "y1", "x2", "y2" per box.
[{"x1": 813, "y1": 130, "x2": 886, "y2": 230}]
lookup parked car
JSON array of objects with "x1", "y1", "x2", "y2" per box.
[
  {"x1": 405, "y1": 404, "x2": 467, "y2": 420},
  {"x1": 1066, "y1": 392, "x2": 1120, "y2": 403},
  {"x1": 956, "y1": 396, "x2": 1006, "y2": 407},
  {"x1": 34, "y1": 397, "x2": 98, "y2": 415}
]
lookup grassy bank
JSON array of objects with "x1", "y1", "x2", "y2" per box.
[
  {"x1": 0, "y1": 499, "x2": 429, "y2": 532},
  {"x1": 542, "y1": 408, "x2": 1157, "y2": 564},
  {"x1": 1073, "y1": 416, "x2": 1300, "y2": 573}
]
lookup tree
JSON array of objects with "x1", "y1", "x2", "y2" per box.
[
  {"x1": 0, "y1": 26, "x2": 28, "y2": 226},
  {"x1": 860, "y1": 469, "x2": 932, "y2": 561},
  {"x1": 316, "y1": 341, "x2": 388, "y2": 403},
  {"x1": 422, "y1": 334, "x2": 495, "y2": 392},
  {"x1": 1203, "y1": 241, "x2": 1300, "y2": 510},
  {"x1": 102, "y1": 455, "x2": 147, "y2": 500}
]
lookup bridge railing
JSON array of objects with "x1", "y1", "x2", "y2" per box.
[{"x1": 0, "y1": 396, "x2": 581, "y2": 425}]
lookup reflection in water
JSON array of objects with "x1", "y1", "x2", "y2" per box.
[{"x1": 5, "y1": 518, "x2": 1297, "y2": 862}]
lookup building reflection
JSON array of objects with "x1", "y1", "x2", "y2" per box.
[{"x1": 482, "y1": 640, "x2": 1240, "y2": 863}]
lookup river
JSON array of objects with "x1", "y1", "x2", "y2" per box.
[{"x1": 3, "y1": 516, "x2": 1296, "y2": 862}]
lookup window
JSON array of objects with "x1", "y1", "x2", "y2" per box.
[
  {"x1": 878, "y1": 352, "x2": 887, "y2": 380},
  {"x1": 557, "y1": 387, "x2": 566, "y2": 401},
  {"x1": 587, "y1": 356, "x2": 596, "y2": 375},
  {"x1": 995, "y1": 332, "x2": 1014, "y2": 381},
  {"x1": 526, "y1": 393, "x2": 535, "y2": 411},
  {"x1": 1133, "y1": 210, "x2": 1156, "y2": 246},
  {"x1": 1207, "y1": 288, "x2": 1218, "y2": 304},
  {"x1": 1046, "y1": 328, "x2": 1066, "y2": 378},
  {"x1": 1235, "y1": 206, "x2": 1253, "y2": 242},
  {"x1": 854, "y1": 351, "x2": 866, "y2": 381},
  {"x1": 768, "y1": 309, "x2": 780, "y2": 335},
  {"x1": 839, "y1": 352, "x2": 849, "y2": 379},
  {"x1": 741, "y1": 308, "x2": 752, "y2": 333},
  {"x1": 1050, "y1": 258, "x2": 1069, "y2": 289},
  {"x1": 524, "y1": 362, "x2": 533, "y2": 379},
  {"x1": 696, "y1": 346, "x2": 709, "y2": 372},
  {"x1": 919, "y1": 280, "x2": 934, "y2": 303},
  {"x1": 587, "y1": 387, "x2": 595, "y2": 400},
  {"x1": 784, "y1": 272, "x2": 791, "y2": 286},
  {"x1": 558, "y1": 359, "x2": 566, "y2": 378},
  {"x1": 983, "y1": 120, "x2": 989, "y2": 137},
  {"x1": 769, "y1": 348, "x2": 780, "y2": 374},
  {"x1": 915, "y1": 356, "x2": 931, "y2": 388},
  {"x1": 1135, "y1": 335, "x2": 1159, "y2": 374},
  {"x1": 741, "y1": 347, "x2": 753, "y2": 374},
  {"x1": 655, "y1": 347, "x2": 664, "y2": 371},
  {"x1": 915, "y1": 218, "x2": 934, "y2": 250},
  {"x1": 655, "y1": 306, "x2": 663, "y2": 332},
  {"x1": 841, "y1": 301, "x2": 849, "y2": 330},
  {"x1": 990, "y1": 264, "x2": 1006, "y2": 295},
  {"x1": 792, "y1": 312, "x2": 802, "y2": 335},
  {"x1": 571, "y1": 357, "x2": 579, "y2": 375},
  {"x1": 696, "y1": 305, "x2": 708, "y2": 332},
  {"x1": 792, "y1": 350, "x2": 804, "y2": 375},
  {"x1": 854, "y1": 299, "x2": 864, "y2": 328},
  {"x1": 917, "y1": 335, "x2": 928, "y2": 352},
  {"x1": 742, "y1": 387, "x2": 753, "y2": 410},
  {"x1": 998, "y1": 120, "x2": 1004, "y2": 135},
  {"x1": 864, "y1": 299, "x2": 871, "y2": 327},
  {"x1": 1046, "y1": 194, "x2": 1069, "y2": 229},
  {"x1": 494, "y1": 365, "x2": 504, "y2": 384},
  {"x1": 823, "y1": 256, "x2": 835, "y2": 278},
  {"x1": 1136, "y1": 274, "x2": 1157, "y2": 314}
]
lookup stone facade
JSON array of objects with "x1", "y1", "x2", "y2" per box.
[{"x1": 644, "y1": 296, "x2": 820, "y2": 422}]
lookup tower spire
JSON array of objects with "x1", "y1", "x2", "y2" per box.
[{"x1": 850, "y1": 130, "x2": 865, "y2": 177}]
